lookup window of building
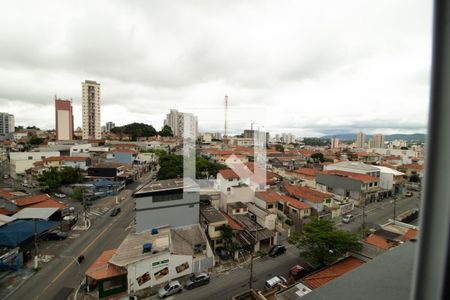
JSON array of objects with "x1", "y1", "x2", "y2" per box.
[{"x1": 152, "y1": 192, "x2": 183, "y2": 203}]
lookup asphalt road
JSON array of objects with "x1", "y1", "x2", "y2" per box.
[
  {"x1": 7, "y1": 176, "x2": 149, "y2": 300},
  {"x1": 146, "y1": 245, "x2": 304, "y2": 300},
  {"x1": 336, "y1": 193, "x2": 421, "y2": 232}
]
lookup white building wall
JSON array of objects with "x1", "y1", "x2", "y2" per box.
[{"x1": 57, "y1": 110, "x2": 71, "y2": 140}]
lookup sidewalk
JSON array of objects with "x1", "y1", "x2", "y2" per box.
[{"x1": 0, "y1": 268, "x2": 34, "y2": 300}]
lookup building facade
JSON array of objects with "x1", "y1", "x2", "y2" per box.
[
  {"x1": 55, "y1": 98, "x2": 74, "y2": 140},
  {"x1": 163, "y1": 109, "x2": 198, "y2": 138},
  {"x1": 133, "y1": 178, "x2": 200, "y2": 233},
  {"x1": 105, "y1": 122, "x2": 115, "y2": 132},
  {"x1": 82, "y1": 80, "x2": 101, "y2": 140},
  {"x1": 370, "y1": 133, "x2": 385, "y2": 148},
  {"x1": 0, "y1": 112, "x2": 14, "y2": 135},
  {"x1": 356, "y1": 132, "x2": 365, "y2": 148}
]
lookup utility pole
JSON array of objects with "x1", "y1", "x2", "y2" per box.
[
  {"x1": 248, "y1": 219, "x2": 258, "y2": 289},
  {"x1": 34, "y1": 219, "x2": 38, "y2": 269},
  {"x1": 393, "y1": 196, "x2": 397, "y2": 222}
]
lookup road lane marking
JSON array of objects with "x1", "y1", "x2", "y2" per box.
[{"x1": 33, "y1": 222, "x2": 114, "y2": 300}]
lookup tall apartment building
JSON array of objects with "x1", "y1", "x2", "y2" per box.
[
  {"x1": 0, "y1": 112, "x2": 14, "y2": 135},
  {"x1": 356, "y1": 132, "x2": 365, "y2": 148},
  {"x1": 55, "y1": 98, "x2": 74, "y2": 140},
  {"x1": 105, "y1": 121, "x2": 115, "y2": 132},
  {"x1": 370, "y1": 133, "x2": 385, "y2": 148},
  {"x1": 331, "y1": 136, "x2": 340, "y2": 148},
  {"x1": 163, "y1": 109, "x2": 198, "y2": 138},
  {"x1": 82, "y1": 80, "x2": 101, "y2": 140}
]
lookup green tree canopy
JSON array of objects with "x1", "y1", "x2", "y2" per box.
[
  {"x1": 311, "y1": 152, "x2": 325, "y2": 163},
  {"x1": 111, "y1": 123, "x2": 158, "y2": 141},
  {"x1": 159, "y1": 125, "x2": 174, "y2": 137},
  {"x1": 156, "y1": 152, "x2": 226, "y2": 180},
  {"x1": 295, "y1": 218, "x2": 363, "y2": 266},
  {"x1": 29, "y1": 136, "x2": 44, "y2": 145},
  {"x1": 38, "y1": 167, "x2": 84, "y2": 190},
  {"x1": 275, "y1": 144, "x2": 285, "y2": 153}
]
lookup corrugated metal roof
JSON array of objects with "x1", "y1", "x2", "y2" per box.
[
  {"x1": 0, "y1": 220, "x2": 58, "y2": 247},
  {"x1": 13, "y1": 207, "x2": 59, "y2": 220}
]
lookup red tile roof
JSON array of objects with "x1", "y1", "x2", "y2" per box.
[
  {"x1": 86, "y1": 249, "x2": 127, "y2": 280},
  {"x1": 401, "y1": 228, "x2": 418, "y2": 241},
  {"x1": 323, "y1": 170, "x2": 380, "y2": 183},
  {"x1": 255, "y1": 191, "x2": 281, "y2": 204},
  {"x1": 0, "y1": 189, "x2": 15, "y2": 200},
  {"x1": 29, "y1": 199, "x2": 67, "y2": 210},
  {"x1": 284, "y1": 184, "x2": 332, "y2": 203},
  {"x1": 366, "y1": 234, "x2": 394, "y2": 250},
  {"x1": 294, "y1": 168, "x2": 319, "y2": 176},
  {"x1": 221, "y1": 211, "x2": 243, "y2": 230},
  {"x1": 279, "y1": 195, "x2": 311, "y2": 210},
  {"x1": 111, "y1": 148, "x2": 138, "y2": 154},
  {"x1": 13, "y1": 194, "x2": 51, "y2": 207},
  {"x1": 44, "y1": 156, "x2": 88, "y2": 162},
  {"x1": 0, "y1": 207, "x2": 14, "y2": 215},
  {"x1": 218, "y1": 169, "x2": 241, "y2": 180},
  {"x1": 400, "y1": 164, "x2": 424, "y2": 170},
  {"x1": 303, "y1": 257, "x2": 364, "y2": 289}
]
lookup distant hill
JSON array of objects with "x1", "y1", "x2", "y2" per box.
[{"x1": 321, "y1": 133, "x2": 426, "y2": 143}]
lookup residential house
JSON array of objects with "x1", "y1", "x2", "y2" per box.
[
  {"x1": 316, "y1": 170, "x2": 381, "y2": 206},
  {"x1": 375, "y1": 166, "x2": 406, "y2": 195},
  {"x1": 9, "y1": 151, "x2": 60, "y2": 179},
  {"x1": 70, "y1": 144, "x2": 92, "y2": 157},
  {"x1": 87, "y1": 162, "x2": 129, "y2": 181},
  {"x1": 270, "y1": 156, "x2": 306, "y2": 171},
  {"x1": 108, "y1": 148, "x2": 138, "y2": 165},
  {"x1": 285, "y1": 168, "x2": 319, "y2": 188},
  {"x1": 283, "y1": 184, "x2": 333, "y2": 216},
  {"x1": 324, "y1": 161, "x2": 381, "y2": 178},
  {"x1": 43, "y1": 156, "x2": 92, "y2": 170},
  {"x1": 200, "y1": 204, "x2": 228, "y2": 250},
  {"x1": 397, "y1": 164, "x2": 424, "y2": 179}
]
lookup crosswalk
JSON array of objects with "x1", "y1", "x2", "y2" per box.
[{"x1": 84, "y1": 207, "x2": 110, "y2": 219}]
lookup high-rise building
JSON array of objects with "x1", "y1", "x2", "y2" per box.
[
  {"x1": 370, "y1": 133, "x2": 385, "y2": 148},
  {"x1": 163, "y1": 109, "x2": 198, "y2": 138},
  {"x1": 105, "y1": 121, "x2": 115, "y2": 132},
  {"x1": 356, "y1": 132, "x2": 365, "y2": 148},
  {"x1": 82, "y1": 80, "x2": 101, "y2": 140},
  {"x1": 0, "y1": 112, "x2": 14, "y2": 135},
  {"x1": 331, "y1": 136, "x2": 340, "y2": 148},
  {"x1": 55, "y1": 98, "x2": 74, "y2": 140}
]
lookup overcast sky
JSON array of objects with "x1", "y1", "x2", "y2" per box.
[{"x1": 0, "y1": 0, "x2": 432, "y2": 137}]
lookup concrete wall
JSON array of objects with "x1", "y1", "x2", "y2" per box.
[{"x1": 135, "y1": 191, "x2": 199, "y2": 233}]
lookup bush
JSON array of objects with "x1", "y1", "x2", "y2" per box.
[{"x1": 285, "y1": 219, "x2": 294, "y2": 226}]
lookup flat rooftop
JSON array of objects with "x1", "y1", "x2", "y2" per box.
[
  {"x1": 109, "y1": 226, "x2": 170, "y2": 267},
  {"x1": 200, "y1": 205, "x2": 227, "y2": 223},
  {"x1": 134, "y1": 178, "x2": 199, "y2": 196}
]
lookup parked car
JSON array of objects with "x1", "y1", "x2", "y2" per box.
[
  {"x1": 3, "y1": 174, "x2": 9, "y2": 179},
  {"x1": 406, "y1": 191, "x2": 414, "y2": 197},
  {"x1": 54, "y1": 193, "x2": 66, "y2": 198},
  {"x1": 268, "y1": 244, "x2": 286, "y2": 257},
  {"x1": 215, "y1": 246, "x2": 231, "y2": 260},
  {"x1": 42, "y1": 230, "x2": 69, "y2": 241},
  {"x1": 265, "y1": 275, "x2": 287, "y2": 289},
  {"x1": 185, "y1": 273, "x2": 210, "y2": 290},
  {"x1": 342, "y1": 214, "x2": 355, "y2": 224},
  {"x1": 158, "y1": 280, "x2": 182, "y2": 298},
  {"x1": 110, "y1": 207, "x2": 121, "y2": 216},
  {"x1": 118, "y1": 296, "x2": 138, "y2": 300},
  {"x1": 289, "y1": 265, "x2": 310, "y2": 281},
  {"x1": 22, "y1": 182, "x2": 33, "y2": 188}
]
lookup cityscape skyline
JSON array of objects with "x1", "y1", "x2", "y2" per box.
[{"x1": 0, "y1": 0, "x2": 431, "y2": 137}]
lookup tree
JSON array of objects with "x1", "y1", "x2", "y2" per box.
[
  {"x1": 275, "y1": 144, "x2": 285, "y2": 153},
  {"x1": 219, "y1": 224, "x2": 234, "y2": 249},
  {"x1": 112, "y1": 123, "x2": 158, "y2": 141},
  {"x1": 38, "y1": 167, "x2": 84, "y2": 190},
  {"x1": 303, "y1": 138, "x2": 328, "y2": 146},
  {"x1": 156, "y1": 152, "x2": 226, "y2": 180},
  {"x1": 409, "y1": 174, "x2": 421, "y2": 183},
  {"x1": 400, "y1": 146, "x2": 409, "y2": 150},
  {"x1": 295, "y1": 218, "x2": 363, "y2": 266},
  {"x1": 159, "y1": 125, "x2": 173, "y2": 137},
  {"x1": 29, "y1": 136, "x2": 44, "y2": 145},
  {"x1": 311, "y1": 152, "x2": 325, "y2": 163}
]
